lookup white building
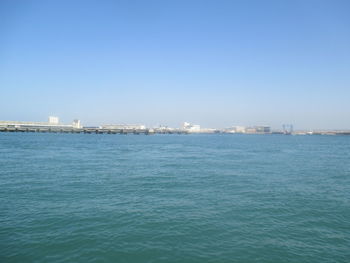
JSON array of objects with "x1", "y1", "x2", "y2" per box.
[
  {"x1": 0, "y1": 116, "x2": 82, "y2": 129},
  {"x1": 101, "y1": 124, "x2": 146, "y2": 130},
  {"x1": 72, "y1": 119, "x2": 82, "y2": 129},
  {"x1": 183, "y1": 122, "x2": 191, "y2": 129},
  {"x1": 48, "y1": 116, "x2": 59, "y2": 124},
  {"x1": 235, "y1": 126, "x2": 246, "y2": 133},
  {"x1": 182, "y1": 122, "x2": 201, "y2": 133}
]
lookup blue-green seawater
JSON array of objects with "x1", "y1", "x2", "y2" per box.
[{"x1": 0, "y1": 133, "x2": 349, "y2": 263}]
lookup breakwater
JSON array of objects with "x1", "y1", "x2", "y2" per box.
[
  {"x1": 1, "y1": 126, "x2": 350, "y2": 135},
  {"x1": 0, "y1": 126, "x2": 189, "y2": 135}
]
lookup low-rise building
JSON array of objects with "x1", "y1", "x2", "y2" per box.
[
  {"x1": 225, "y1": 126, "x2": 246, "y2": 133},
  {"x1": 245, "y1": 126, "x2": 271, "y2": 134},
  {"x1": 183, "y1": 122, "x2": 201, "y2": 133},
  {"x1": 0, "y1": 116, "x2": 82, "y2": 130},
  {"x1": 101, "y1": 124, "x2": 146, "y2": 130}
]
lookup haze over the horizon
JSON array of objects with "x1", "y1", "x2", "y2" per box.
[{"x1": 1, "y1": 0, "x2": 349, "y2": 129}]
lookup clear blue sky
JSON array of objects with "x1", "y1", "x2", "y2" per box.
[{"x1": 1, "y1": 0, "x2": 349, "y2": 129}]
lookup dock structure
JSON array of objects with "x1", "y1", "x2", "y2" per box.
[
  {"x1": 0, "y1": 127, "x2": 190, "y2": 135},
  {"x1": 0, "y1": 120, "x2": 189, "y2": 135},
  {"x1": 1, "y1": 117, "x2": 350, "y2": 136}
]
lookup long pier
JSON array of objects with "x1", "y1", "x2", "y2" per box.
[
  {"x1": 1, "y1": 126, "x2": 350, "y2": 136},
  {"x1": 0, "y1": 127, "x2": 189, "y2": 135}
]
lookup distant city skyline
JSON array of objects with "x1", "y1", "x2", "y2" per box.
[{"x1": 1, "y1": 0, "x2": 350, "y2": 129}]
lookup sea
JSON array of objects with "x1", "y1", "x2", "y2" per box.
[{"x1": 0, "y1": 133, "x2": 349, "y2": 263}]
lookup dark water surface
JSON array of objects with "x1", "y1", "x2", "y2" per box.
[{"x1": 0, "y1": 133, "x2": 349, "y2": 262}]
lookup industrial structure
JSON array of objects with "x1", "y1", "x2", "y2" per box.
[
  {"x1": 1, "y1": 117, "x2": 349, "y2": 135},
  {"x1": 101, "y1": 124, "x2": 146, "y2": 130},
  {"x1": 282, "y1": 124, "x2": 294, "y2": 135},
  {"x1": 224, "y1": 126, "x2": 271, "y2": 134},
  {"x1": 0, "y1": 116, "x2": 82, "y2": 131}
]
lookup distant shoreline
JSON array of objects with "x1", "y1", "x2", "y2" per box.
[{"x1": 1, "y1": 127, "x2": 349, "y2": 136}]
